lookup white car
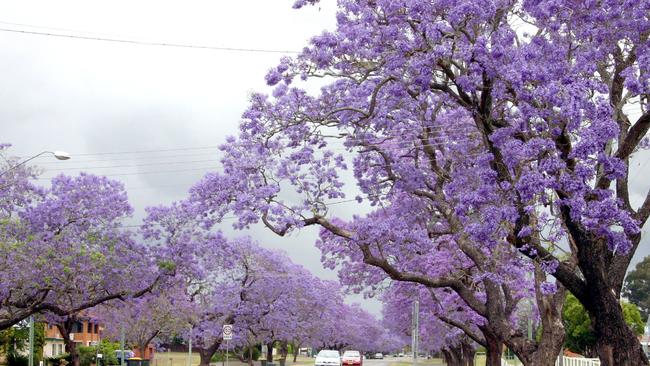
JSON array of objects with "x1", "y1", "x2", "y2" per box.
[{"x1": 315, "y1": 350, "x2": 341, "y2": 366}]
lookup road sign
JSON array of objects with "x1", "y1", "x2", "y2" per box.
[
  {"x1": 223, "y1": 324, "x2": 233, "y2": 340},
  {"x1": 97, "y1": 354, "x2": 103, "y2": 359}
]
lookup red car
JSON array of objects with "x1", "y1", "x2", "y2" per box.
[{"x1": 342, "y1": 351, "x2": 363, "y2": 366}]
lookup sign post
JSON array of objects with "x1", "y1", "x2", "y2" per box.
[{"x1": 223, "y1": 325, "x2": 233, "y2": 366}]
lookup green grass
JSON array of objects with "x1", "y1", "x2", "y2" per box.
[
  {"x1": 150, "y1": 353, "x2": 314, "y2": 366},
  {"x1": 472, "y1": 355, "x2": 522, "y2": 366},
  {"x1": 388, "y1": 359, "x2": 444, "y2": 366}
]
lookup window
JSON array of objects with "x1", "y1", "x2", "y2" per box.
[
  {"x1": 72, "y1": 321, "x2": 83, "y2": 333},
  {"x1": 94, "y1": 324, "x2": 99, "y2": 334},
  {"x1": 87, "y1": 322, "x2": 92, "y2": 334},
  {"x1": 51, "y1": 344, "x2": 57, "y2": 356},
  {"x1": 58, "y1": 344, "x2": 63, "y2": 355}
]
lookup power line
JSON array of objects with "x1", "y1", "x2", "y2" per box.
[
  {"x1": 35, "y1": 165, "x2": 215, "y2": 179},
  {"x1": 120, "y1": 194, "x2": 387, "y2": 228},
  {"x1": 35, "y1": 151, "x2": 488, "y2": 181},
  {"x1": 21, "y1": 145, "x2": 221, "y2": 159},
  {"x1": 0, "y1": 27, "x2": 300, "y2": 54},
  {"x1": 43, "y1": 158, "x2": 219, "y2": 171},
  {"x1": 35, "y1": 151, "x2": 221, "y2": 165}
]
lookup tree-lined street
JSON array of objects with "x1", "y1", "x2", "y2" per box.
[{"x1": 1, "y1": 0, "x2": 649, "y2": 365}]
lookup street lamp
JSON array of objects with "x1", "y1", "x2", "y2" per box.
[{"x1": 0, "y1": 150, "x2": 71, "y2": 177}]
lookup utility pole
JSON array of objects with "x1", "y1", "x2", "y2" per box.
[
  {"x1": 412, "y1": 301, "x2": 419, "y2": 366},
  {"x1": 187, "y1": 327, "x2": 192, "y2": 366},
  {"x1": 28, "y1": 316, "x2": 34, "y2": 366},
  {"x1": 120, "y1": 327, "x2": 126, "y2": 366}
]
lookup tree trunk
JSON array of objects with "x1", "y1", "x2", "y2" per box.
[
  {"x1": 267, "y1": 342, "x2": 274, "y2": 362},
  {"x1": 569, "y1": 233, "x2": 650, "y2": 366},
  {"x1": 292, "y1": 345, "x2": 300, "y2": 363},
  {"x1": 587, "y1": 290, "x2": 648, "y2": 366},
  {"x1": 280, "y1": 341, "x2": 288, "y2": 361},
  {"x1": 198, "y1": 341, "x2": 222, "y2": 366},
  {"x1": 509, "y1": 269, "x2": 566, "y2": 366},
  {"x1": 199, "y1": 350, "x2": 212, "y2": 366},
  {"x1": 138, "y1": 343, "x2": 147, "y2": 360},
  {"x1": 460, "y1": 341, "x2": 475, "y2": 366},
  {"x1": 65, "y1": 338, "x2": 79, "y2": 366},
  {"x1": 443, "y1": 341, "x2": 475, "y2": 366},
  {"x1": 441, "y1": 350, "x2": 458, "y2": 366},
  {"x1": 57, "y1": 319, "x2": 80, "y2": 366},
  {"x1": 441, "y1": 345, "x2": 470, "y2": 366},
  {"x1": 249, "y1": 347, "x2": 254, "y2": 366},
  {"x1": 485, "y1": 334, "x2": 503, "y2": 366}
]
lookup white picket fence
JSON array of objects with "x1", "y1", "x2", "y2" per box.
[
  {"x1": 500, "y1": 356, "x2": 600, "y2": 366},
  {"x1": 554, "y1": 356, "x2": 601, "y2": 366}
]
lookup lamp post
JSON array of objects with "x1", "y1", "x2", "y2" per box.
[{"x1": 0, "y1": 150, "x2": 71, "y2": 177}]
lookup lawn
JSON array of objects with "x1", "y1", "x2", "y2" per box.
[
  {"x1": 473, "y1": 354, "x2": 523, "y2": 366},
  {"x1": 387, "y1": 359, "x2": 444, "y2": 366},
  {"x1": 150, "y1": 353, "x2": 315, "y2": 366}
]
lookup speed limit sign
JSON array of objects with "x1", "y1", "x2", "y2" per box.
[{"x1": 223, "y1": 324, "x2": 233, "y2": 340}]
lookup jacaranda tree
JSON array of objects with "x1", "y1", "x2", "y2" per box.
[
  {"x1": 186, "y1": 0, "x2": 650, "y2": 364},
  {"x1": 1, "y1": 145, "x2": 177, "y2": 366},
  {"x1": 382, "y1": 282, "x2": 476, "y2": 366}
]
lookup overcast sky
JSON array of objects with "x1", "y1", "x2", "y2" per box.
[
  {"x1": 0, "y1": 0, "x2": 388, "y2": 314},
  {"x1": 2, "y1": 1, "x2": 649, "y2": 317}
]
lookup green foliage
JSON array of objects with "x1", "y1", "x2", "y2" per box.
[
  {"x1": 563, "y1": 294, "x2": 596, "y2": 356},
  {"x1": 7, "y1": 354, "x2": 28, "y2": 366},
  {"x1": 624, "y1": 255, "x2": 650, "y2": 322},
  {"x1": 211, "y1": 351, "x2": 241, "y2": 362},
  {"x1": 97, "y1": 340, "x2": 120, "y2": 366},
  {"x1": 563, "y1": 293, "x2": 645, "y2": 356},
  {"x1": 78, "y1": 346, "x2": 97, "y2": 366},
  {"x1": 0, "y1": 322, "x2": 45, "y2": 365},
  {"x1": 72, "y1": 340, "x2": 121, "y2": 366},
  {"x1": 45, "y1": 353, "x2": 70, "y2": 366},
  {"x1": 622, "y1": 302, "x2": 645, "y2": 335}
]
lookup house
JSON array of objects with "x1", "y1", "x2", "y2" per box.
[{"x1": 44, "y1": 318, "x2": 102, "y2": 358}]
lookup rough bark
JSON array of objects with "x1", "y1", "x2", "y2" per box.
[
  {"x1": 507, "y1": 267, "x2": 566, "y2": 366},
  {"x1": 585, "y1": 280, "x2": 647, "y2": 366},
  {"x1": 279, "y1": 341, "x2": 288, "y2": 361},
  {"x1": 57, "y1": 318, "x2": 80, "y2": 366},
  {"x1": 441, "y1": 349, "x2": 459, "y2": 366},
  {"x1": 485, "y1": 333, "x2": 503, "y2": 366},
  {"x1": 563, "y1": 222, "x2": 649, "y2": 366},
  {"x1": 442, "y1": 340, "x2": 475, "y2": 366},
  {"x1": 266, "y1": 341, "x2": 274, "y2": 362},
  {"x1": 198, "y1": 341, "x2": 222, "y2": 366},
  {"x1": 199, "y1": 350, "x2": 212, "y2": 366}
]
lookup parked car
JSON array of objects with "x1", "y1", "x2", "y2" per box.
[
  {"x1": 373, "y1": 353, "x2": 383, "y2": 359},
  {"x1": 398, "y1": 353, "x2": 405, "y2": 357},
  {"x1": 115, "y1": 350, "x2": 135, "y2": 361},
  {"x1": 342, "y1": 350, "x2": 363, "y2": 366},
  {"x1": 315, "y1": 350, "x2": 341, "y2": 366}
]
